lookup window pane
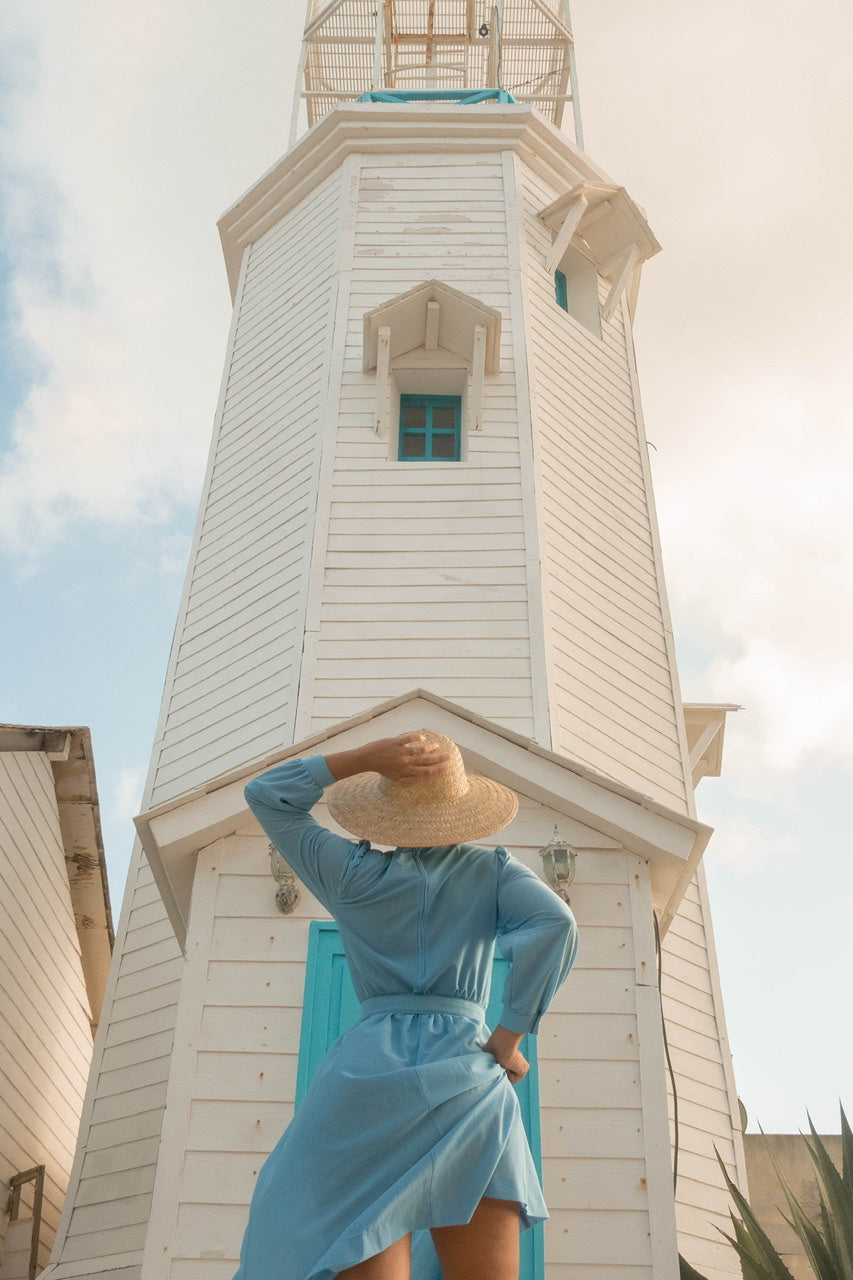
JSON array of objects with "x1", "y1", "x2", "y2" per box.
[
  {"x1": 400, "y1": 432, "x2": 427, "y2": 458},
  {"x1": 402, "y1": 403, "x2": 427, "y2": 431},
  {"x1": 431, "y1": 433, "x2": 457, "y2": 459},
  {"x1": 432, "y1": 405, "x2": 457, "y2": 431}
]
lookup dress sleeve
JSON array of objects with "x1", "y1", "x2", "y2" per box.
[
  {"x1": 244, "y1": 755, "x2": 365, "y2": 911},
  {"x1": 495, "y1": 849, "x2": 578, "y2": 1034}
]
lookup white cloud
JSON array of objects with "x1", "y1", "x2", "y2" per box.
[
  {"x1": 652, "y1": 370, "x2": 853, "y2": 774},
  {"x1": 111, "y1": 765, "x2": 146, "y2": 824},
  {"x1": 701, "y1": 811, "x2": 799, "y2": 876},
  {"x1": 0, "y1": 0, "x2": 299, "y2": 560}
]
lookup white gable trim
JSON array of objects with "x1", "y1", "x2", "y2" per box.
[{"x1": 135, "y1": 690, "x2": 711, "y2": 948}]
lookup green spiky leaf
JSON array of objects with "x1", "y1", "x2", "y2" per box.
[
  {"x1": 680, "y1": 1254, "x2": 711, "y2": 1280},
  {"x1": 802, "y1": 1114, "x2": 853, "y2": 1277},
  {"x1": 715, "y1": 1151, "x2": 798, "y2": 1280}
]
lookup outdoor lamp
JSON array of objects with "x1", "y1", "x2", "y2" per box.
[{"x1": 539, "y1": 825, "x2": 576, "y2": 903}]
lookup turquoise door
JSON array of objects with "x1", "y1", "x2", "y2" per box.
[{"x1": 296, "y1": 920, "x2": 544, "y2": 1280}]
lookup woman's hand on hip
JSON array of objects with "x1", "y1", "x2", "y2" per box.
[{"x1": 481, "y1": 1026, "x2": 530, "y2": 1085}]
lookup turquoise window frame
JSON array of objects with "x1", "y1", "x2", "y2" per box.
[
  {"x1": 296, "y1": 920, "x2": 544, "y2": 1280},
  {"x1": 398, "y1": 394, "x2": 462, "y2": 461},
  {"x1": 554, "y1": 269, "x2": 568, "y2": 312}
]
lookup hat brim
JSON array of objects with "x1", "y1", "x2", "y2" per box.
[{"x1": 326, "y1": 772, "x2": 518, "y2": 846}]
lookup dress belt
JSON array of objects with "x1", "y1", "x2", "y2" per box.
[{"x1": 359, "y1": 993, "x2": 485, "y2": 1021}]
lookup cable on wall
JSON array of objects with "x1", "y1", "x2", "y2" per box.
[{"x1": 654, "y1": 909, "x2": 680, "y2": 1192}]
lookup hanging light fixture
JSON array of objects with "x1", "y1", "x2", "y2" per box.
[{"x1": 539, "y1": 825, "x2": 577, "y2": 903}]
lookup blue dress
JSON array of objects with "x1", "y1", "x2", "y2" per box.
[{"x1": 233, "y1": 756, "x2": 578, "y2": 1280}]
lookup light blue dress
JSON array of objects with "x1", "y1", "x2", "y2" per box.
[{"x1": 233, "y1": 756, "x2": 578, "y2": 1280}]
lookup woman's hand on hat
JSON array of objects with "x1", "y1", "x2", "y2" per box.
[
  {"x1": 481, "y1": 1027, "x2": 530, "y2": 1085},
  {"x1": 325, "y1": 733, "x2": 451, "y2": 783}
]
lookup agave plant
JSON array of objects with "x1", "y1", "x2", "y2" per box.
[{"x1": 679, "y1": 1106, "x2": 853, "y2": 1280}]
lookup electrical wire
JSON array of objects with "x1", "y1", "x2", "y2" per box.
[{"x1": 654, "y1": 909, "x2": 680, "y2": 1192}]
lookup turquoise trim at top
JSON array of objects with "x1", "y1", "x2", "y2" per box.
[{"x1": 357, "y1": 89, "x2": 518, "y2": 105}]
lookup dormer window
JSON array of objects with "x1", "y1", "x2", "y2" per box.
[
  {"x1": 398, "y1": 394, "x2": 462, "y2": 461},
  {"x1": 363, "y1": 280, "x2": 501, "y2": 456},
  {"x1": 553, "y1": 245, "x2": 601, "y2": 338},
  {"x1": 539, "y1": 181, "x2": 661, "y2": 330}
]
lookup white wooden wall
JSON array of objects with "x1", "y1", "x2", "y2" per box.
[
  {"x1": 41, "y1": 850, "x2": 182, "y2": 1278},
  {"x1": 0, "y1": 753, "x2": 95, "y2": 1277},
  {"x1": 661, "y1": 869, "x2": 745, "y2": 1280},
  {"x1": 302, "y1": 152, "x2": 541, "y2": 741},
  {"x1": 148, "y1": 167, "x2": 347, "y2": 807},
  {"x1": 130, "y1": 789, "x2": 679, "y2": 1280},
  {"x1": 147, "y1": 138, "x2": 694, "y2": 816},
  {"x1": 515, "y1": 160, "x2": 692, "y2": 818}
]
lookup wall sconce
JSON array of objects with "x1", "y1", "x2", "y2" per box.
[{"x1": 540, "y1": 825, "x2": 577, "y2": 903}]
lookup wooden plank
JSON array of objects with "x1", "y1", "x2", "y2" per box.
[
  {"x1": 61, "y1": 1221, "x2": 148, "y2": 1260},
  {"x1": 544, "y1": 1157, "x2": 649, "y2": 1211},
  {"x1": 193, "y1": 1051, "x2": 297, "y2": 1103},
  {"x1": 540, "y1": 1109, "x2": 645, "y2": 1159},
  {"x1": 198, "y1": 1004, "x2": 303, "y2": 1053},
  {"x1": 89, "y1": 1081, "x2": 169, "y2": 1127},
  {"x1": 204, "y1": 960, "x2": 309, "y2": 1008},
  {"x1": 172, "y1": 1203, "x2": 247, "y2": 1261},
  {"x1": 186, "y1": 1100, "x2": 295, "y2": 1153}
]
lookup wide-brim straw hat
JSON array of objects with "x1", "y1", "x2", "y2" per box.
[{"x1": 326, "y1": 730, "x2": 518, "y2": 846}]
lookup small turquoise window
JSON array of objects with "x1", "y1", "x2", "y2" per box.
[
  {"x1": 554, "y1": 269, "x2": 568, "y2": 311},
  {"x1": 399, "y1": 394, "x2": 461, "y2": 461}
]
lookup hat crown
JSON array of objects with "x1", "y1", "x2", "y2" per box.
[
  {"x1": 326, "y1": 728, "x2": 518, "y2": 846},
  {"x1": 377, "y1": 731, "x2": 470, "y2": 806}
]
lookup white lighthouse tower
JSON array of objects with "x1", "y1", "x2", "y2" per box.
[{"x1": 42, "y1": 5, "x2": 745, "y2": 1280}]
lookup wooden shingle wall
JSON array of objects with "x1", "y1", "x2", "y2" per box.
[
  {"x1": 135, "y1": 791, "x2": 678, "y2": 1280},
  {"x1": 0, "y1": 752, "x2": 94, "y2": 1276},
  {"x1": 515, "y1": 160, "x2": 692, "y2": 817},
  {"x1": 149, "y1": 168, "x2": 347, "y2": 807}
]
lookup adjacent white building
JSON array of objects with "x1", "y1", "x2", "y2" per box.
[
  {"x1": 0, "y1": 725, "x2": 113, "y2": 1280},
  {"x1": 41, "y1": 4, "x2": 746, "y2": 1278}
]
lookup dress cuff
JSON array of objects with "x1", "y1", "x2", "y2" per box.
[
  {"x1": 499, "y1": 1006, "x2": 541, "y2": 1035},
  {"x1": 302, "y1": 755, "x2": 338, "y2": 790}
]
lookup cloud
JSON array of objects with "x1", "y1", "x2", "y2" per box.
[
  {"x1": 0, "y1": 1, "x2": 298, "y2": 561},
  {"x1": 652, "y1": 367, "x2": 853, "y2": 774},
  {"x1": 111, "y1": 766, "x2": 146, "y2": 824},
  {"x1": 701, "y1": 811, "x2": 799, "y2": 876}
]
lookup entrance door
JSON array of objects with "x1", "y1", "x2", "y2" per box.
[{"x1": 296, "y1": 920, "x2": 544, "y2": 1280}]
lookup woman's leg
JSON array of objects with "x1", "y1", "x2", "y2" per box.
[
  {"x1": 336, "y1": 1233, "x2": 411, "y2": 1280},
  {"x1": 430, "y1": 1197, "x2": 521, "y2": 1280}
]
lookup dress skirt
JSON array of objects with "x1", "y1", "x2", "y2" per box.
[{"x1": 233, "y1": 996, "x2": 547, "y2": 1280}]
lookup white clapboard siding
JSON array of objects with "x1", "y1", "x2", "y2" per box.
[
  {"x1": 299, "y1": 153, "x2": 543, "y2": 740},
  {"x1": 134, "y1": 789, "x2": 672, "y2": 1280},
  {"x1": 149, "y1": 167, "x2": 347, "y2": 806},
  {"x1": 44, "y1": 846, "x2": 182, "y2": 1277},
  {"x1": 514, "y1": 162, "x2": 691, "y2": 815},
  {"x1": 0, "y1": 753, "x2": 95, "y2": 1275},
  {"x1": 661, "y1": 868, "x2": 745, "y2": 1278}
]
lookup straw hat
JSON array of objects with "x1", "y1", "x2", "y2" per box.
[{"x1": 326, "y1": 730, "x2": 518, "y2": 846}]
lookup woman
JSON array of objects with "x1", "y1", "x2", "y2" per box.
[{"x1": 234, "y1": 730, "x2": 577, "y2": 1280}]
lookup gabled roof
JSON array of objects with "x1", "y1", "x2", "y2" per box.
[
  {"x1": 362, "y1": 279, "x2": 502, "y2": 373},
  {"x1": 134, "y1": 690, "x2": 711, "y2": 949}
]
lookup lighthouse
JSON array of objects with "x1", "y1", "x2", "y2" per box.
[{"x1": 42, "y1": 4, "x2": 745, "y2": 1279}]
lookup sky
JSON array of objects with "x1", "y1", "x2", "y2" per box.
[{"x1": 1, "y1": 0, "x2": 851, "y2": 1136}]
